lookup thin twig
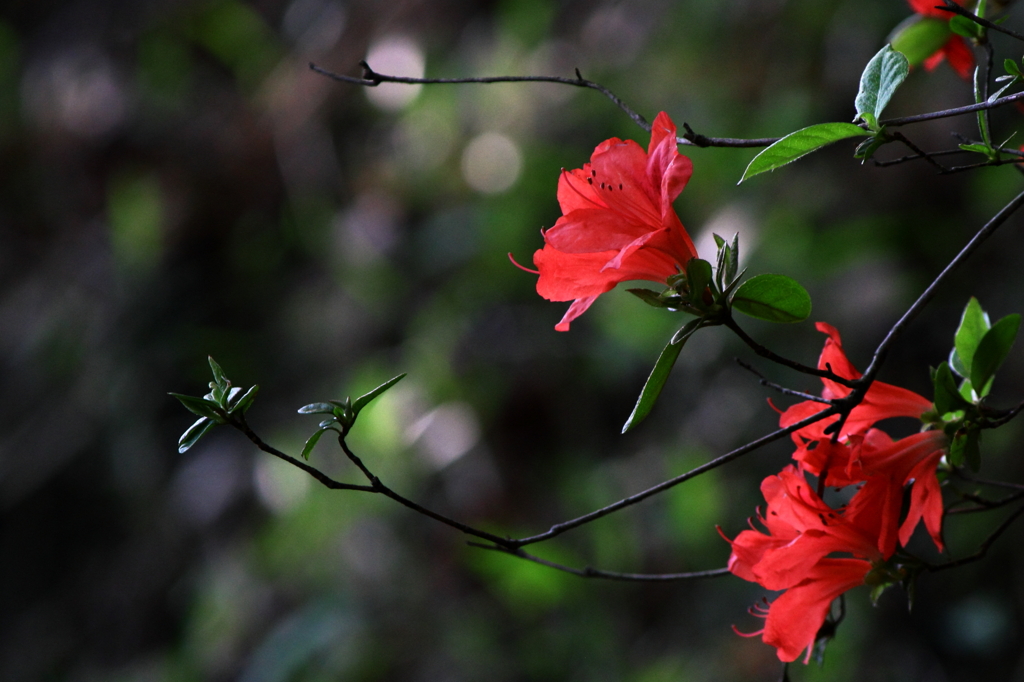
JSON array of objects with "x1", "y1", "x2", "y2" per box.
[
  {"x1": 891, "y1": 131, "x2": 949, "y2": 172},
  {"x1": 951, "y1": 468, "x2": 1024, "y2": 491},
  {"x1": 880, "y1": 90, "x2": 1024, "y2": 127},
  {"x1": 936, "y1": 1, "x2": 1024, "y2": 42},
  {"x1": 233, "y1": 416, "x2": 375, "y2": 492},
  {"x1": 874, "y1": 148, "x2": 973, "y2": 167},
  {"x1": 309, "y1": 62, "x2": 779, "y2": 148},
  {"x1": 857, "y1": 188, "x2": 1024, "y2": 393},
  {"x1": 945, "y1": 489, "x2": 1024, "y2": 514},
  {"x1": 468, "y1": 543, "x2": 730, "y2": 581},
  {"x1": 927, "y1": 502, "x2": 1024, "y2": 571},
  {"x1": 724, "y1": 317, "x2": 856, "y2": 387},
  {"x1": 510, "y1": 404, "x2": 837, "y2": 547},
  {"x1": 333, "y1": 432, "x2": 516, "y2": 547},
  {"x1": 734, "y1": 358, "x2": 831, "y2": 404},
  {"x1": 981, "y1": 399, "x2": 1024, "y2": 428}
]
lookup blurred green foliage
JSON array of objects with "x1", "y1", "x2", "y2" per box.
[{"x1": 3, "y1": 0, "x2": 1024, "y2": 681}]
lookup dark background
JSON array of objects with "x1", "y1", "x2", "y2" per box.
[{"x1": 3, "y1": 0, "x2": 1024, "y2": 680}]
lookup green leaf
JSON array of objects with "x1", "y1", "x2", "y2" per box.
[
  {"x1": 301, "y1": 427, "x2": 330, "y2": 460},
  {"x1": 208, "y1": 356, "x2": 229, "y2": 390},
  {"x1": 298, "y1": 402, "x2": 336, "y2": 415},
  {"x1": 623, "y1": 322, "x2": 701, "y2": 433},
  {"x1": 959, "y1": 143, "x2": 992, "y2": 154},
  {"x1": 352, "y1": 373, "x2": 408, "y2": 415},
  {"x1": 855, "y1": 45, "x2": 910, "y2": 127},
  {"x1": 228, "y1": 385, "x2": 259, "y2": 415},
  {"x1": 949, "y1": 14, "x2": 983, "y2": 39},
  {"x1": 627, "y1": 288, "x2": 672, "y2": 308},
  {"x1": 170, "y1": 393, "x2": 225, "y2": 421},
  {"x1": 178, "y1": 417, "x2": 216, "y2": 453},
  {"x1": 686, "y1": 258, "x2": 713, "y2": 297},
  {"x1": 890, "y1": 15, "x2": 953, "y2": 67},
  {"x1": 954, "y1": 297, "x2": 990, "y2": 377},
  {"x1": 731, "y1": 274, "x2": 812, "y2": 323},
  {"x1": 1005, "y1": 58, "x2": 1024, "y2": 78},
  {"x1": 933, "y1": 362, "x2": 971, "y2": 415},
  {"x1": 970, "y1": 313, "x2": 1021, "y2": 393},
  {"x1": 740, "y1": 123, "x2": 869, "y2": 182}
]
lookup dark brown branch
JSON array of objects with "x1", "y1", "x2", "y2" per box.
[
  {"x1": 981, "y1": 399, "x2": 1024, "y2": 428},
  {"x1": 927, "y1": 503, "x2": 1024, "y2": 571},
  {"x1": 856, "y1": 187, "x2": 1024, "y2": 392},
  {"x1": 734, "y1": 358, "x2": 831, "y2": 404},
  {"x1": 510, "y1": 404, "x2": 838, "y2": 547},
  {"x1": 724, "y1": 317, "x2": 856, "y2": 387},
  {"x1": 873, "y1": 148, "x2": 975, "y2": 167},
  {"x1": 891, "y1": 131, "x2": 949, "y2": 172},
  {"x1": 880, "y1": 90, "x2": 1024, "y2": 127},
  {"x1": 946, "y1": 489, "x2": 1024, "y2": 514},
  {"x1": 309, "y1": 62, "x2": 779, "y2": 149},
  {"x1": 232, "y1": 416, "x2": 375, "y2": 492},
  {"x1": 469, "y1": 543, "x2": 730, "y2": 581},
  {"x1": 936, "y1": 1, "x2": 1024, "y2": 42},
  {"x1": 334, "y1": 432, "x2": 516, "y2": 547}
]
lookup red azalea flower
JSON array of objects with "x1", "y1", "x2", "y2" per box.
[
  {"x1": 779, "y1": 322, "x2": 933, "y2": 453},
  {"x1": 529, "y1": 111, "x2": 698, "y2": 331},
  {"x1": 907, "y1": 0, "x2": 974, "y2": 79},
  {"x1": 725, "y1": 466, "x2": 890, "y2": 662}
]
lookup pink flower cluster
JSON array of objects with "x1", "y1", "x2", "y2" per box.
[{"x1": 725, "y1": 323, "x2": 945, "y2": 662}]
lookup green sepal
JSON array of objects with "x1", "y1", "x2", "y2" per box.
[
  {"x1": 622, "y1": 320, "x2": 702, "y2": 433},
  {"x1": 627, "y1": 288, "x2": 675, "y2": 309},
  {"x1": 854, "y1": 44, "x2": 910, "y2": 128},
  {"x1": 740, "y1": 123, "x2": 869, "y2": 182},
  {"x1": 730, "y1": 274, "x2": 812, "y2": 323},
  {"x1": 178, "y1": 417, "x2": 216, "y2": 453},
  {"x1": 970, "y1": 313, "x2": 1021, "y2": 394}
]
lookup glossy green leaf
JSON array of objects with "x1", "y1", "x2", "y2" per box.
[
  {"x1": 352, "y1": 373, "x2": 408, "y2": 415},
  {"x1": 627, "y1": 288, "x2": 672, "y2": 308},
  {"x1": 890, "y1": 15, "x2": 953, "y2": 66},
  {"x1": 298, "y1": 402, "x2": 336, "y2": 415},
  {"x1": 686, "y1": 258, "x2": 713, "y2": 298},
  {"x1": 855, "y1": 45, "x2": 909, "y2": 127},
  {"x1": 933, "y1": 362, "x2": 971, "y2": 415},
  {"x1": 970, "y1": 313, "x2": 1021, "y2": 393},
  {"x1": 301, "y1": 427, "x2": 330, "y2": 460},
  {"x1": 208, "y1": 355, "x2": 229, "y2": 389},
  {"x1": 740, "y1": 123, "x2": 869, "y2": 182},
  {"x1": 170, "y1": 392, "x2": 225, "y2": 421},
  {"x1": 953, "y1": 297, "x2": 990, "y2": 377},
  {"x1": 1005, "y1": 58, "x2": 1024, "y2": 78},
  {"x1": 228, "y1": 385, "x2": 259, "y2": 414},
  {"x1": 958, "y1": 143, "x2": 992, "y2": 154},
  {"x1": 622, "y1": 322, "x2": 700, "y2": 433},
  {"x1": 178, "y1": 417, "x2": 215, "y2": 453},
  {"x1": 731, "y1": 274, "x2": 812, "y2": 323}
]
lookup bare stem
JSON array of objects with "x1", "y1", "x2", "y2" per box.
[
  {"x1": 510, "y1": 404, "x2": 838, "y2": 547},
  {"x1": 734, "y1": 358, "x2": 831, "y2": 404},
  {"x1": 937, "y1": 1, "x2": 1024, "y2": 43},
  {"x1": 468, "y1": 543, "x2": 730, "y2": 581},
  {"x1": 724, "y1": 317, "x2": 855, "y2": 387},
  {"x1": 928, "y1": 502, "x2": 1024, "y2": 571}
]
